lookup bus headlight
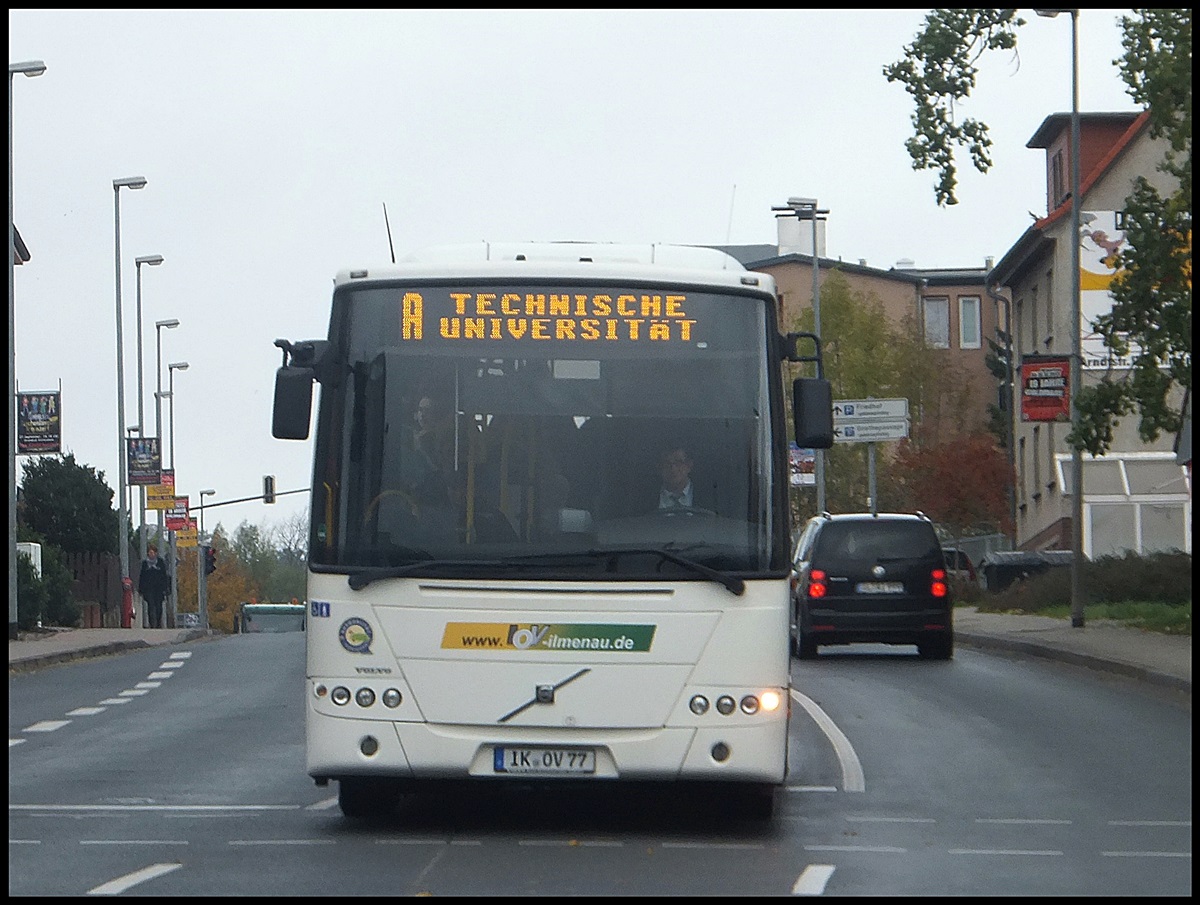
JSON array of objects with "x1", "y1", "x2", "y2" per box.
[
  {"x1": 355, "y1": 688, "x2": 376, "y2": 708},
  {"x1": 759, "y1": 690, "x2": 782, "y2": 712},
  {"x1": 716, "y1": 695, "x2": 736, "y2": 715},
  {"x1": 688, "y1": 695, "x2": 710, "y2": 715},
  {"x1": 382, "y1": 688, "x2": 402, "y2": 708},
  {"x1": 330, "y1": 686, "x2": 351, "y2": 706},
  {"x1": 740, "y1": 695, "x2": 760, "y2": 714}
]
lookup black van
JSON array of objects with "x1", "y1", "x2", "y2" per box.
[{"x1": 790, "y1": 512, "x2": 953, "y2": 660}]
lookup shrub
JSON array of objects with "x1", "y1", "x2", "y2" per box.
[{"x1": 981, "y1": 550, "x2": 1192, "y2": 613}]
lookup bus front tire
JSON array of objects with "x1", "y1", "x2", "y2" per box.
[{"x1": 338, "y1": 778, "x2": 400, "y2": 820}]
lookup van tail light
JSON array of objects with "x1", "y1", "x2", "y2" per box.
[
  {"x1": 931, "y1": 568, "x2": 948, "y2": 598},
  {"x1": 807, "y1": 569, "x2": 828, "y2": 599}
]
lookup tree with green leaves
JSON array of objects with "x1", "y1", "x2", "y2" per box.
[
  {"x1": 885, "y1": 9, "x2": 1191, "y2": 456},
  {"x1": 20, "y1": 453, "x2": 120, "y2": 554}
]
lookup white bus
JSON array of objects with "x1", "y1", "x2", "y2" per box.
[{"x1": 272, "y1": 242, "x2": 832, "y2": 820}]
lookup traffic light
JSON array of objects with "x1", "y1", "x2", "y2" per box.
[
  {"x1": 204, "y1": 546, "x2": 217, "y2": 575},
  {"x1": 263, "y1": 474, "x2": 276, "y2": 504}
]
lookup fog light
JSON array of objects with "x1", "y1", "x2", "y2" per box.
[
  {"x1": 360, "y1": 736, "x2": 379, "y2": 756},
  {"x1": 711, "y1": 742, "x2": 731, "y2": 762},
  {"x1": 740, "y1": 695, "x2": 759, "y2": 714},
  {"x1": 314, "y1": 684, "x2": 328, "y2": 698},
  {"x1": 355, "y1": 687, "x2": 376, "y2": 707},
  {"x1": 330, "y1": 686, "x2": 351, "y2": 706},
  {"x1": 716, "y1": 695, "x2": 736, "y2": 715},
  {"x1": 382, "y1": 688, "x2": 402, "y2": 708},
  {"x1": 689, "y1": 695, "x2": 710, "y2": 715}
]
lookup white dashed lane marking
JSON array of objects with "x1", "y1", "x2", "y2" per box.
[
  {"x1": 119, "y1": 689, "x2": 149, "y2": 697},
  {"x1": 22, "y1": 720, "x2": 71, "y2": 733},
  {"x1": 86, "y1": 862, "x2": 182, "y2": 895},
  {"x1": 147, "y1": 672, "x2": 174, "y2": 679},
  {"x1": 66, "y1": 707, "x2": 107, "y2": 717},
  {"x1": 792, "y1": 864, "x2": 836, "y2": 896}
]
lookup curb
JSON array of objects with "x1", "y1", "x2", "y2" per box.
[{"x1": 955, "y1": 630, "x2": 1191, "y2": 695}]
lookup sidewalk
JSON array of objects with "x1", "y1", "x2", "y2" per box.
[
  {"x1": 8, "y1": 625, "x2": 212, "y2": 674},
  {"x1": 7, "y1": 610, "x2": 1191, "y2": 694}
]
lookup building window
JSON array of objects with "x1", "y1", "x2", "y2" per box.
[
  {"x1": 1051, "y1": 150, "x2": 1066, "y2": 207},
  {"x1": 1029, "y1": 285, "x2": 1039, "y2": 350},
  {"x1": 924, "y1": 296, "x2": 950, "y2": 348},
  {"x1": 959, "y1": 296, "x2": 981, "y2": 349}
]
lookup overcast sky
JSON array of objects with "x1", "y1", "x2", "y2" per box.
[{"x1": 10, "y1": 9, "x2": 1139, "y2": 540}]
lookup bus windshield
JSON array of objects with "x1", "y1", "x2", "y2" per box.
[
  {"x1": 240, "y1": 603, "x2": 306, "y2": 633},
  {"x1": 308, "y1": 281, "x2": 782, "y2": 580}
]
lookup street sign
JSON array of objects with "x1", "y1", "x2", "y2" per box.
[
  {"x1": 833, "y1": 398, "x2": 909, "y2": 421},
  {"x1": 165, "y1": 497, "x2": 190, "y2": 531},
  {"x1": 833, "y1": 419, "x2": 910, "y2": 443}
]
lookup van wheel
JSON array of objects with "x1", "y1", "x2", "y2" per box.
[
  {"x1": 918, "y1": 635, "x2": 954, "y2": 660},
  {"x1": 338, "y1": 778, "x2": 400, "y2": 819}
]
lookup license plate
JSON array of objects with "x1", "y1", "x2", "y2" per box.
[
  {"x1": 856, "y1": 581, "x2": 905, "y2": 594},
  {"x1": 493, "y1": 746, "x2": 595, "y2": 775}
]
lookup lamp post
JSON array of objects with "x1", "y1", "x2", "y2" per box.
[
  {"x1": 154, "y1": 318, "x2": 180, "y2": 550},
  {"x1": 772, "y1": 196, "x2": 830, "y2": 513},
  {"x1": 133, "y1": 254, "x2": 163, "y2": 564},
  {"x1": 199, "y1": 488, "x2": 215, "y2": 539},
  {"x1": 113, "y1": 175, "x2": 148, "y2": 591},
  {"x1": 164, "y1": 359, "x2": 187, "y2": 629},
  {"x1": 1035, "y1": 8, "x2": 1085, "y2": 628},
  {"x1": 9, "y1": 59, "x2": 46, "y2": 641},
  {"x1": 166, "y1": 360, "x2": 189, "y2": 470}
]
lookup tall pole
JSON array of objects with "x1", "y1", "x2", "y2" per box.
[
  {"x1": 1067, "y1": 11, "x2": 1085, "y2": 628},
  {"x1": 1036, "y1": 8, "x2": 1086, "y2": 627},
  {"x1": 810, "y1": 200, "x2": 826, "y2": 514},
  {"x1": 154, "y1": 318, "x2": 179, "y2": 554},
  {"x1": 9, "y1": 60, "x2": 46, "y2": 641},
  {"x1": 113, "y1": 176, "x2": 147, "y2": 590},
  {"x1": 166, "y1": 360, "x2": 187, "y2": 629},
  {"x1": 134, "y1": 255, "x2": 163, "y2": 564}
]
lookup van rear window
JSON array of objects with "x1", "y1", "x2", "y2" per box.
[{"x1": 814, "y1": 522, "x2": 941, "y2": 563}]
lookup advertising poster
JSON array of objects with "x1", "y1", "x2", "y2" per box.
[
  {"x1": 165, "y1": 497, "x2": 190, "y2": 531},
  {"x1": 17, "y1": 391, "x2": 61, "y2": 454},
  {"x1": 147, "y1": 468, "x2": 175, "y2": 511},
  {"x1": 789, "y1": 441, "x2": 815, "y2": 486},
  {"x1": 127, "y1": 436, "x2": 162, "y2": 486},
  {"x1": 1020, "y1": 355, "x2": 1071, "y2": 422},
  {"x1": 1080, "y1": 210, "x2": 1139, "y2": 370}
]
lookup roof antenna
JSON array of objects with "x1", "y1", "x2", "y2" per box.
[{"x1": 382, "y1": 202, "x2": 396, "y2": 264}]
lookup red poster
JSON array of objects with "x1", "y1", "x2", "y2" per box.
[{"x1": 1020, "y1": 356, "x2": 1071, "y2": 422}]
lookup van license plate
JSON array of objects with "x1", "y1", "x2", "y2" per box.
[
  {"x1": 494, "y1": 747, "x2": 595, "y2": 774},
  {"x1": 856, "y1": 581, "x2": 904, "y2": 594}
]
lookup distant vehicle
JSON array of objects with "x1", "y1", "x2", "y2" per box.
[
  {"x1": 790, "y1": 512, "x2": 953, "y2": 660},
  {"x1": 237, "y1": 602, "x2": 306, "y2": 634},
  {"x1": 941, "y1": 547, "x2": 977, "y2": 584},
  {"x1": 177, "y1": 612, "x2": 200, "y2": 628}
]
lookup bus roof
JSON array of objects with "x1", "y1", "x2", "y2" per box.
[{"x1": 333, "y1": 243, "x2": 776, "y2": 295}]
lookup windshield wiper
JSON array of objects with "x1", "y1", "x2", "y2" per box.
[
  {"x1": 506, "y1": 547, "x2": 745, "y2": 596},
  {"x1": 347, "y1": 547, "x2": 746, "y2": 595}
]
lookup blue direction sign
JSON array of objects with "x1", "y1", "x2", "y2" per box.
[
  {"x1": 833, "y1": 419, "x2": 910, "y2": 443},
  {"x1": 833, "y1": 398, "x2": 909, "y2": 421}
]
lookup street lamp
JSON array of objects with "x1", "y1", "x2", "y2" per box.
[
  {"x1": 9, "y1": 59, "x2": 46, "y2": 641},
  {"x1": 1035, "y1": 8, "x2": 1085, "y2": 628},
  {"x1": 134, "y1": 254, "x2": 164, "y2": 564},
  {"x1": 166, "y1": 360, "x2": 189, "y2": 470},
  {"x1": 199, "y1": 488, "x2": 215, "y2": 538},
  {"x1": 113, "y1": 175, "x2": 148, "y2": 590},
  {"x1": 154, "y1": 318, "x2": 179, "y2": 550},
  {"x1": 772, "y1": 196, "x2": 830, "y2": 513},
  {"x1": 164, "y1": 359, "x2": 187, "y2": 631}
]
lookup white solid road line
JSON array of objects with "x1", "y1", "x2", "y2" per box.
[{"x1": 789, "y1": 689, "x2": 865, "y2": 792}]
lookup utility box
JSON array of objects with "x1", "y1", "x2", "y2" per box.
[{"x1": 16, "y1": 542, "x2": 42, "y2": 579}]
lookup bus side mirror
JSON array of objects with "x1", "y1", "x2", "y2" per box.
[
  {"x1": 793, "y1": 377, "x2": 833, "y2": 449},
  {"x1": 273, "y1": 366, "x2": 315, "y2": 440}
]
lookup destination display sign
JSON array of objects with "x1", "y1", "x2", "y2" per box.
[{"x1": 390, "y1": 287, "x2": 734, "y2": 348}]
